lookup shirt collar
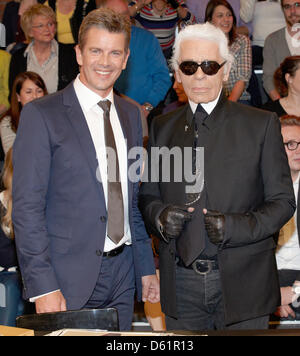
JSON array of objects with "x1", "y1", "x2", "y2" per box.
[
  {"x1": 24, "y1": 39, "x2": 58, "y2": 57},
  {"x1": 73, "y1": 74, "x2": 114, "y2": 113},
  {"x1": 189, "y1": 89, "x2": 222, "y2": 115}
]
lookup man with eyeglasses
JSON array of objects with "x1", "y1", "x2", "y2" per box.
[
  {"x1": 275, "y1": 115, "x2": 300, "y2": 321},
  {"x1": 263, "y1": 0, "x2": 300, "y2": 101},
  {"x1": 139, "y1": 22, "x2": 295, "y2": 331}
]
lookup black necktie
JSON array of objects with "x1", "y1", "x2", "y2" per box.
[
  {"x1": 98, "y1": 100, "x2": 124, "y2": 244},
  {"x1": 194, "y1": 104, "x2": 208, "y2": 128}
]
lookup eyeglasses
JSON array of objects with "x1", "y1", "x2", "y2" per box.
[
  {"x1": 179, "y1": 60, "x2": 227, "y2": 76},
  {"x1": 284, "y1": 140, "x2": 300, "y2": 150},
  {"x1": 31, "y1": 22, "x2": 56, "y2": 31},
  {"x1": 282, "y1": 2, "x2": 300, "y2": 10}
]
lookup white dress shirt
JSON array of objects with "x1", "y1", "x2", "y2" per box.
[
  {"x1": 276, "y1": 173, "x2": 300, "y2": 270},
  {"x1": 73, "y1": 75, "x2": 131, "y2": 252}
]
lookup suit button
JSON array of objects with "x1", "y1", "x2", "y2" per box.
[
  {"x1": 100, "y1": 216, "x2": 107, "y2": 223},
  {"x1": 96, "y1": 250, "x2": 102, "y2": 256}
]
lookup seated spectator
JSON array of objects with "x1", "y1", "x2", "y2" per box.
[
  {"x1": 263, "y1": 0, "x2": 300, "y2": 101},
  {"x1": 0, "y1": 50, "x2": 11, "y2": 116},
  {"x1": 205, "y1": 0, "x2": 252, "y2": 103},
  {"x1": 240, "y1": 0, "x2": 286, "y2": 67},
  {"x1": 0, "y1": 71, "x2": 47, "y2": 154},
  {"x1": 186, "y1": 0, "x2": 252, "y2": 36},
  {"x1": 9, "y1": 4, "x2": 79, "y2": 95},
  {"x1": 128, "y1": 0, "x2": 196, "y2": 60},
  {"x1": 2, "y1": 0, "x2": 37, "y2": 52},
  {"x1": 262, "y1": 56, "x2": 300, "y2": 117},
  {"x1": 275, "y1": 115, "x2": 300, "y2": 320},
  {"x1": 97, "y1": 0, "x2": 172, "y2": 119},
  {"x1": 45, "y1": 0, "x2": 96, "y2": 44},
  {"x1": 0, "y1": 148, "x2": 18, "y2": 269}
]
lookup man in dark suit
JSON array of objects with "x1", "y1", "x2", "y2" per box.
[
  {"x1": 275, "y1": 115, "x2": 300, "y2": 320},
  {"x1": 12, "y1": 8, "x2": 159, "y2": 331},
  {"x1": 139, "y1": 22, "x2": 295, "y2": 330}
]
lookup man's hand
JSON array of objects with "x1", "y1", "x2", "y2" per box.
[
  {"x1": 142, "y1": 275, "x2": 160, "y2": 304},
  {"x1": 159, "y1": 205, "x2": 194, "y2": 240},
  {"x1": 203, "y1": 209, "x2": 225, "y2": 245},
  {"x1": 35, "y1": 290, "x2": 67, "y2": 314}
]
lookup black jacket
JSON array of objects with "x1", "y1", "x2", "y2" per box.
[{"x1": 139, "y1": 93, "x2": 295, "y2": 325}]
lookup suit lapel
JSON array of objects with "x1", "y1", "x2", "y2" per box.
[{"x1": 63, "y1": 83, "x2": 105, "y2": 198}]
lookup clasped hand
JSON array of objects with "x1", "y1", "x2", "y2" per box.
[
  {"x1": 159, "y1": 205, "x2": 194, "y2": 240},
  {"x1": 203, "y1": 209, "x2": 225, "y2": 245}
]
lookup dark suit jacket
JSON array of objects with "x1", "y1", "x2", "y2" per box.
[
  {"x1": 12, "y1": 83, "x2": 155, "y2": 309},
  {"x1": 8, "y1": 42, "x2": 79, "y2": 94},
  {"x1": 139, "y1": 93, "x2": 295, "y2": 325}
]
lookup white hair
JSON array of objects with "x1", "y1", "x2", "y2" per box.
[{"x1": 170, "y1": 22, "x2": 233, "y2": 72}]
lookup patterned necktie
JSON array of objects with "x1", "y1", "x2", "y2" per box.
[{"x1": 98, "y1": 100, "x2": 124, "y2": 244}]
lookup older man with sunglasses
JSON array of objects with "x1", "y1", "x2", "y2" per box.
[{"x1": 139, "y1": 22, "x2": 295, "y2": 331}]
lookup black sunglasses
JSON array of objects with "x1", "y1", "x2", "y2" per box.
[{"x1": 179, "y1": 60, "x2": 227, "y2": 76}]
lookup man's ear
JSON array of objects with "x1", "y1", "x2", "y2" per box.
[{"x1": 75, "y1": 44, "x2": 83, "y2": 66}]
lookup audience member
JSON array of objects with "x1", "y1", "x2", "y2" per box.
[
  {"x1": 276, "y1": 115, "x2": 300, "y2": 320},
  {"x1": 9, "y1": 4, "x2": 79, "y2": 95},
  {"x1": 45, "y1": 0, "x2": 96, "y2": 44},
  {"x1": 0, "y1": 50, "x2": 11, "y2": 116},
  {"x1": 240, "y1": 0, "x2": 286, "y2": 67},
  {"x1": 128, "y1": 0, "x2": 196, "y2": 59},
  {"x1": 160, "y1": 75, "x2": 188, "y2": 114},
  {"x1": 0, "y1": 148, "x2": 18, "y2": 269},
  {"x1": 97, "y1": 0, "x2": 171, "y2": 119},
  {"x1": 0, "y1": 71, "x2": 47, "y2": 154},
  {"x1": 262, "y1": 56, "x2": 300, "y2": 117},
  {"x1": 139, "y1": 22, "x2": 295, "y2": 331},
  {"x1": 263, "y1": 0, "x2": 300, "y2": 101},
  {"x1": 2, "y1": 0, "x2": 37, "y2": 52},
  {"x1": 185, "y1": 0, "x2": 252, "y2": 36},
  {"x1": 205, "y1": 0, "x2": 252, "y2": 103}
]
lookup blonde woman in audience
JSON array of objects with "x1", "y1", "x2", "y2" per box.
[
  {"x1": 0, "y1": 71, "x2": 47, "y2": 155},
  {"x1": 45, "y1": 0, "x2": 96, "y2": 44},
  {"x1": 9, "y1": 4, "x2": 78, "y2": 95}
]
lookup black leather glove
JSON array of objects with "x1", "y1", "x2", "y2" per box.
[
  {"x1": 159, "y1": 205, "x2": 194, "y2": 240},
  {"x1": 204, "y1": 210, "x2": 225, "y2": 245},
  {"x1": 167, "y1": 0, "x2": 180, "y2": 9}
]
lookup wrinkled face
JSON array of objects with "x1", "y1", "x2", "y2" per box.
[
  {"x1": 29, "y1": 15, "x2": 56, "y2": 43},
  {"x1": 282, "y1": 125, "x2": 300, "y2": 178},
  {"x1": 175, "y1": 38, "x2": 230, "y2": 104},
  {"x1": 211, "y1": 5, "x2": 234, "y2": 35},
  {"x1": 17, "y1": 79, "x2": 45, "y2": 106},
  {"x1": 282, "y1": 0, "x2": 300, "y2": 28},
  {"x1": 75, "y1": 27, "x2": 129, "y2": 98}
]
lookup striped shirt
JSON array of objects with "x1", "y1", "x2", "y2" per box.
[{"x1": 130, "y1": 1, "x2": 196, "y2": 51}]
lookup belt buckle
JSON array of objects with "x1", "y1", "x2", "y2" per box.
[{"x1": 192, "y1": 259, "x2": 212, "y2": 275}]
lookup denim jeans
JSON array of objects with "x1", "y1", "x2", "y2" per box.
[{"x1": 165, "y1": 262, "x2": 269, "y2": 331}]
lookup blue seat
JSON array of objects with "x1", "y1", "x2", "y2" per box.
[{"x1": 0, "y1": 270, "x2": 26, "y2": 326}]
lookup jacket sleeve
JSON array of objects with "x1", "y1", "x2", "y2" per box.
[
  {"x1": 12, "y1": 102, "x2": 60, "y2": 299},
  {"x1": 223, "y1": 114, "x2": 295, "y2": 247}
]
